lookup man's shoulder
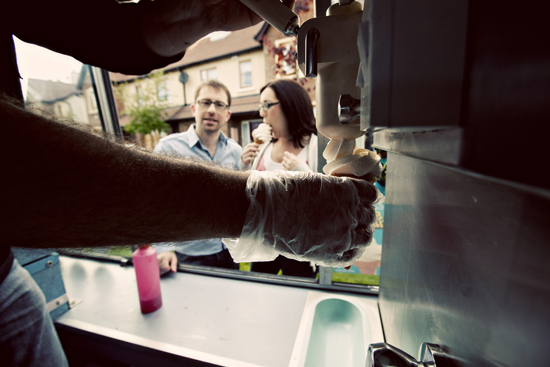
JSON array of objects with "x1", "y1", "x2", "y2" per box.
[
  {"x1": 157, "y1": 132, "x2": 190, "y2": 147},
  {"x1": 154, "y1": 132, "x2": 193, "y2": 154},
  {"x1": 159, "y1": 131, "x2": 188, "y2": 143}
]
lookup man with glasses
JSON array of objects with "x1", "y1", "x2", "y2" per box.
[{"x1": 153, "y1": 81, "x2": 242, "y2": 273}]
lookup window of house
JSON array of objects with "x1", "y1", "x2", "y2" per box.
[
  {"x1": 239, "y1": 60, "x2": 252, "y2": 88},
  {"x1": 200, "y1": 68, "x2": 217, "y2": 81},
  {"x1": 157, "y1": 80, "x2": 169, "y2": 102}
]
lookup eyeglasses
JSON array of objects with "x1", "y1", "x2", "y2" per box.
[
  {"x1": 196, "y1": 99, "x2": 229, "y2": 111},
  {"x1": 258, "y1": 101, "x2": 280, "y2": 112}
]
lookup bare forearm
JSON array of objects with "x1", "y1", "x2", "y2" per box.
[{"x1": 1, "y1": 98, "x2": 250, "y2": 248}]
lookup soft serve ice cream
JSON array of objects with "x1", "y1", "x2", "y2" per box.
[
  {"x1": 252, "y1": 123, "x2": 272, "y2": 144},
  {"x1": 322, "y1": 139, "x2": 383, "y2": 183}
]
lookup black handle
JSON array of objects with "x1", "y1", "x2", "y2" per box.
[{"x1": 305, "y1": 28, "x2": 320, "y2": 77}]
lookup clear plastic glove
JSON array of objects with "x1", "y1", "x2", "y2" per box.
[{"x1": 226, "y1": 170, "x2": 383, "y2": 268}]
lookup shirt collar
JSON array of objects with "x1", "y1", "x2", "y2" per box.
[{"x1": 188, "y1": 124, "x2": 228, "y2": 148}]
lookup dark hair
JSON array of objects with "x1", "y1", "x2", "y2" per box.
[
  {"x1": 261, "y1": 80, "x2": 316, "y2": 149},
  {"x1": 194, "y1": 80, "x2": 231, "y2": 107}
]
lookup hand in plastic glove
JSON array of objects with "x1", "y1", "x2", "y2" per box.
[
  {"x1": 157, "y1": 251, "x2": 178, "y2": 275},
  {"x1": 282, "y1": 151, "x2": 311, "y2": 172},
  {"x1": 229, "y1": 170, "x2": 382, "y2": 268}
]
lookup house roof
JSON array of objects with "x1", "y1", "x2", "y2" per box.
[
  {"x1": 26, "y1": 79, "x2": 79, "y2": 103},
  {"x1": 110, "y1": 22, "x2": 265, "y2": 83}
]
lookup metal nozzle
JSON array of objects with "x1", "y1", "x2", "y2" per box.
[
  {"x1": 284, "y1": 17, "x2": 301, "y2": 36},
  {"x1": 338, "y1": 94, "x2": 361, "y2": 124}
]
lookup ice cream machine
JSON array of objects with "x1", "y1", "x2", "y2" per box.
[
  {"x1": 240, "y1": 0, "x2": 383, "y2": 180},
  {"x1": 239, "y1": 0, "x2": 467, "y2": 178}
]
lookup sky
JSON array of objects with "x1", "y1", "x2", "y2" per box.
[{"x1": 14, "y1": 37, "x2": 83, "y2": 97}]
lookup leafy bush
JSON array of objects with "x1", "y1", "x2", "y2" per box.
[{"x1": 114, "y1": 70, "x2": 170, "y2": 135}]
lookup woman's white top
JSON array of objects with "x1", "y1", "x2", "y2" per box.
[
  {"x1": 261, "y1": 142, "x2": 309, "y2": 171},
  {"x1": 239, "y1": 134, "x2": 318, "y2": 173}
]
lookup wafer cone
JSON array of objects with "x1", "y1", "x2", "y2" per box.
[{"x1": 254, "y1": 138, "x2": 264, "y2": 144}]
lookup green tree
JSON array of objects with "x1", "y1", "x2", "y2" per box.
[{"x1": 114, "y1": 70, "x2": 170, "y2": 135}]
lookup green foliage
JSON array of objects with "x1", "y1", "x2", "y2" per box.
[
  {"x1": 107, "y1": 246, "x2": 133, "y2": 257},
  {"x1": 331, "y1": 271, "x2": 380, "y2": 286},
  {"x1": 114, "y1": 70, "x2": 170, "y2": 135},
  {"x1": 239, "y1": 262, "x2": 251, "y2": 272},
  {"x1": 123, "y1": 103, "x2": 169, "y2": 135}
]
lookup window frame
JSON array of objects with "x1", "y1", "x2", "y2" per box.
[
  {"x1": 157, "y1": 79, "x2": 170, "y2": 102},
  {"x1": 87, "y1": 87, "x2": 98, "y2": 113},
  {"x1": 200, "y1": 67, "x2": 218, "y2": 82}
]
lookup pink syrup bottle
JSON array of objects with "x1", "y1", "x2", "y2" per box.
[{"x1": 132, "y1": 244, "x2": 163, "y2": 313}]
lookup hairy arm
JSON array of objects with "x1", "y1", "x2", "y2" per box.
[{"x1": 1, "y1": 97, "x2": 250, "y2": 248}]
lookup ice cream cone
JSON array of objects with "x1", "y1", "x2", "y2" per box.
[{"x1": 252, "y1": 123, "x2": 272, "y2": 145}]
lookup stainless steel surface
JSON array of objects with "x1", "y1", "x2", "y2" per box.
[
  {"x1": 379, "y1": 152, "x2": 550, "y2": 366},
  {"x1": 365, "y1": 0, "x2": 467, "y2": 129},
  {"x1": 57, "y1": 256, "x2": 310, "y2": 367},
  {"x1": 372, "y1": 127, "x2": 464, "y2": 166}
]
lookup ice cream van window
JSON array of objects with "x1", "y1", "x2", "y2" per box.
[{"x1": 14, "y1": 37, "x2": 379, "y2": 296}]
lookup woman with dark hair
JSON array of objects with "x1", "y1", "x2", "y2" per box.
[
  {"x1": 240, "y1": 79, "x2": 318, "y2": 172},
  {"x1": 240, "y1": 79, "x2": 318, "y2": 278}
]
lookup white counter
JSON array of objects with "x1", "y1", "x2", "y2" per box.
[{"x1": 56, "y1": 256, "x2": 381, "y2": 367}]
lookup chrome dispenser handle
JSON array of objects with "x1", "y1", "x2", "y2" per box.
[
  {"x1": 420, "y1": 343, "x2": 468, "y2": 367},
  {"x1": 338, "y1": 94, "x2": 361, "y2": 124},
  {"x1": 367, "y1": 342, "x2": 468, "y2": 367},
  {"x1": 367, "y1": 342, "x2": 421, "y2": 367},
  {"x1": 305, "y1": 28, "x2": 320, "y2": 77},
  {"x1": 238, "y1": 0, "x2": 300, "y2": 36}
]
